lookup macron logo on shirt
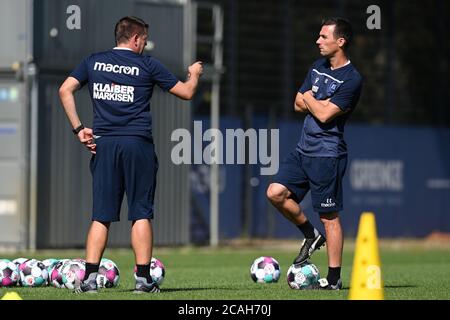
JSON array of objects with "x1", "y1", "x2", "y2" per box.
[{"x1": 94, "y1": 62, "x2": 140, "y2": 76}]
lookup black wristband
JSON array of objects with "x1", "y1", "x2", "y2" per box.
[{"x1": 72, "y1": 124, "x2": 85, "y2": 135}]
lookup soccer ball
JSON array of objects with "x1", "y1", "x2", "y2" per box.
[
  {"x1": 150, "y1": 258, "x2": 165, "y2": 286},
  {"x1": 133, "y1": 257, "x2": 165, "y2": 286},
  {"x1": 60, "y1": 260, "x2": 85, "y2": 290},
  {"x1": 42, "y1": 258, "x2": 59, "y2": 285},
  {"x1": 286, "y1": 263, "x2": 320, "y2": 290},
  {"x1": 0, "y1": 259, "x2": 20, "y2": 287},
  {"x1": 19, "y1": 259, "x2": 48, "y2": 287},
  {"x1": 49, "y1": 259, "x2": 71, "y2": 288},
  {"x1": 250, "y1": 256, "x2": 281, "y2": 283},
  {"x1": 42, "y1": 259, "x2": 59, "y2": 274},
  {"x1": 13, "y1": 258, "x2": 28, "y2": 286},
  {"x1": 96, "y1": 258, "x2": 120, "y2": 288},
  {"x1": 12, "y1": 257, "x2": 28, "y2": 267}
]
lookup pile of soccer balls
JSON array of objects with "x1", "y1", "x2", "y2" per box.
[
  {"x1": 0, "y1": 257, "x2": 166, "y2": 290},
  {"x1": 250, "y1": 256, "x2": 320, "y2": 290}
]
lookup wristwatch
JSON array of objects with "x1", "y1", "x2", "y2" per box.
[{"x1": 72, "y1": 124, "x2": 85, "y2": 135}]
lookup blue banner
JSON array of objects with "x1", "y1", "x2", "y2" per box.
[{"x1": 190, "y1": 117, "x2": 450, "y2": 239}]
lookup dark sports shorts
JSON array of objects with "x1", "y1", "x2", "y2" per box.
[
  {"x1": 273, "y1": 150, "x2": 347, "y2": 213},
  {"x1": 90, "y1": 136, "x2": 158, "y2": 222}
]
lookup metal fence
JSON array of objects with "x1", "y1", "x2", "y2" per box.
[{"x1": 0, "y1": 0, "x2": 194, "y2": 249}]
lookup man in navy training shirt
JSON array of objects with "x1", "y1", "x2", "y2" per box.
[
  {"x1": 267, "y1": 18, "x2": 362, "y2": 290},
  {"x1": 59, "y1": 16, "x2": 203, "y2": 293}
]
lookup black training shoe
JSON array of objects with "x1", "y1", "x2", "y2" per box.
[
  {"x1": 134, "y1": 275, "x2": 161, "y2": 293},
  {"x1": 293, "y1": 233, "x2": 326, "y2": 266},
  {"x1": 309, "y1": 278, "x2": 342, "y2": 290},
  {"x1": 74, "y1": 272, "x2": 98, "y2": 294}
]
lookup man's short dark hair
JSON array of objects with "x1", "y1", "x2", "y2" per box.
[
  {"x1": 322, "y1": 17, "x2": 353, "y2": 50},
  {"x1": 115, "y1": 16, "x2": 149, "y2": 44}
]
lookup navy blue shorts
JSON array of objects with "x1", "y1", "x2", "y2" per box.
[
  {"x1": 273, "y1": 150, "x2": 347, "y2": 213},
  {"x1": 90, "y1": 136, "x2": 158, "y2": 222}
]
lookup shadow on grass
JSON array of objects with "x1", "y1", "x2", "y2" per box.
[
  {"x1": 117, "y1": 286, "x2": 356, "y2": 293},
  {"x1": 117, "y1": 287, "x2": 236, "y2": 293},
  {"x1": 344, "y1": 285, "x2": 417, "y2": 290}
]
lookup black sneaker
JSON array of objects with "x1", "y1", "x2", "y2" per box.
[
  {"x1": 74, "y1": 272, "x2": 98, "y2": 294},
  {"x1": 310, "y1": 278, "x2": 342, "y2": 290},
  {"x1": 134, "y1": 275, "x2": 161, "y2": 293},
  {"x1": 293, "y1": 233, "x2": 326, "y2": 266}
]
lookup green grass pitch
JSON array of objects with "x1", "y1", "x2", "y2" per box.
[{"x1": 1, "y1": 241, "x2": 450, "y2": 300}]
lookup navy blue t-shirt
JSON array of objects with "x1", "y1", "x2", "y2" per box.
[
  {"x1": 70, "y1": 48, "x2": 179, "y2": 138},
  {"x1": 297, "y1": 58, "x2": 362, "y2": 157}
]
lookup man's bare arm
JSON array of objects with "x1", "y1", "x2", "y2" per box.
[
  {"x1": 169, "y1": 61, "x2": 203, "y2": 100},
  {"x1": 295, "y1": 92, "x2": 331, "y2": 113},
  {"x1": 294, "y1": 92, "x2": 309, "y2": 113},
  {"x1": 303, "y1": 90, "x2": 345, "y2": 123},
  {"x1": 59, "y1": 77, "x2": 96, "y2": 153},
  {"x1": 59, "y1": 77, "x2": 83, "y2": 129}
]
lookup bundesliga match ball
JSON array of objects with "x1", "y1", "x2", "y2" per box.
[
  {"x1": 133, "y1": 257, "x2": 165, "y2": 286},
  {"x1": 73, "y1": 258, "x2": 86, "y2": 264},
  {"x1": 49, "y1": 259, "x2": 71, "y2": 288},
  {"x1": 0, "y1": 259, "x2": 20, "y2": 287},
  {"x1": 42, "y1": 258, "x2": 59, "y2": 285},
  {"x1": 60, "y1": 260, "x2": 85, "y2": 290},
  {"x1": 96, "y1": 258, "x2": 120, "y2": 288},
  {"x1": 286, "y1": 263, "x2": 320, "y2": 290},
  {"x1": 150, "y1": 257, "x2": 165, "y2": 286},
  {"x1": 19, "y1": 259, "x2": 48, "y2": 287},
  {"x1": 12, "y1": 257, "x2": 28, "y2": 267},
  {"x1": 250, "y1": 256, "x2": 281, "y2": 283},
  {"x1": 13, "y1": 258, "x2": 29, "y2": 286},
  {"x1": 42, "y1": 258, "x2": 59, "y2": 274}
]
